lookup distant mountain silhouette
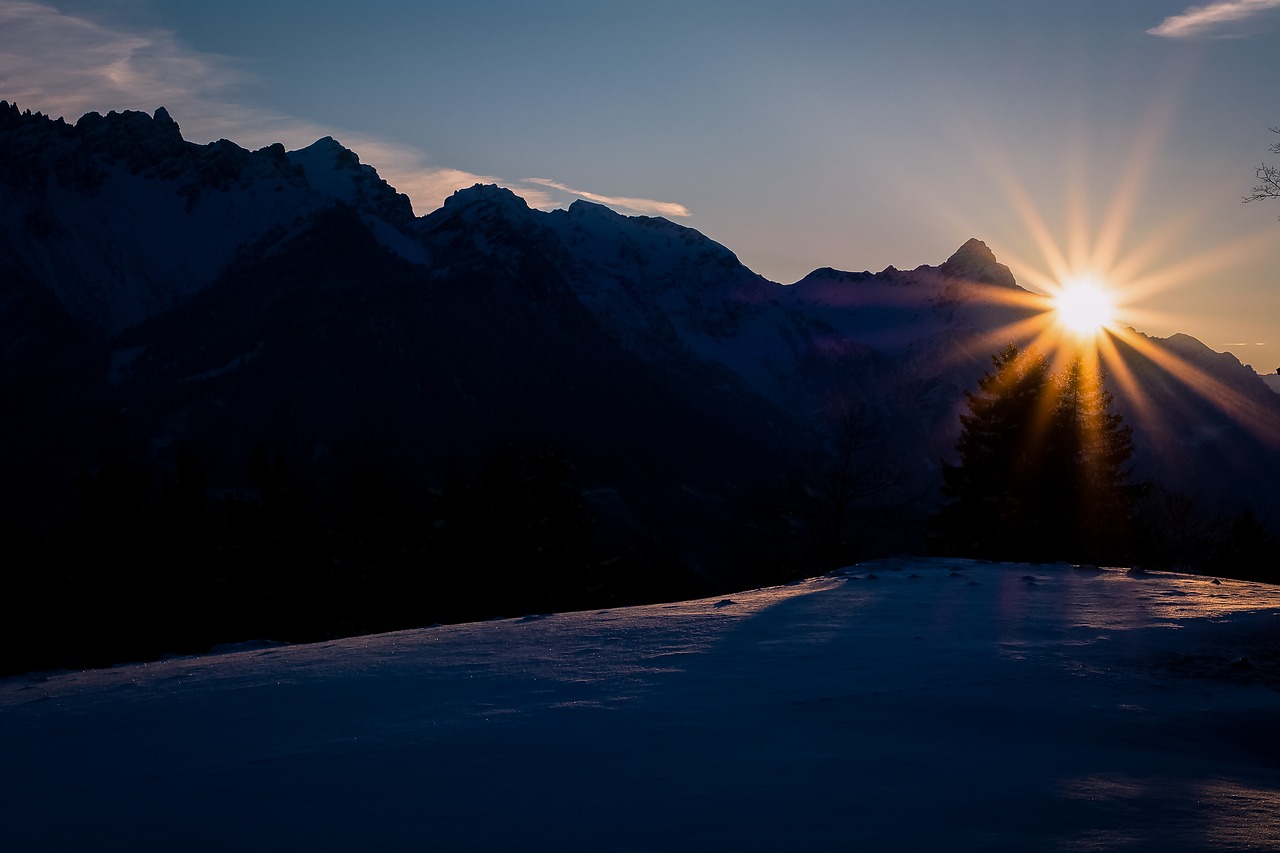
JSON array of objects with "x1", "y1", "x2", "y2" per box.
[{"x1": 3, "y1": 100, "x2": 1279, "y2": 582}]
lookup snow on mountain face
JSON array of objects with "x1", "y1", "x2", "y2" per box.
[
  {"x1": 287, "y1": 137, "x2": 371, "y2": 207},
  {"x1": 438, "y1": 181, "x2": 532, "y2": 217},
  {"x1": 543, "y1": 199, "x2": 803, "y2": 383},
  {"x1": 4, "y1": 559, "x2": 1279, "y2": 851},
  {"x1": 286, "y1": 137, "x2": 427, "y2": 265},
  {"x1": 417, "y1": 185, "x2": 807, "y2": 398},
  {"x1": 417, "y1": 183, "x2": 539, "y2": 261},
  {"x1": 0, "y1": 104, "x2": 423, "y2": 334}
]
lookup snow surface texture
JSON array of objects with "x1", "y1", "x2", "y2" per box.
[{"x1": 4, "y1": 560, "x2": 1280, "y2": 851}]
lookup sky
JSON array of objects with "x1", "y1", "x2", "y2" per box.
[{"x1": 3, "y1": 0, "x2": 1279, "y2": 362}]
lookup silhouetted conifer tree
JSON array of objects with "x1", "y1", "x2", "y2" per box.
[{"x1": 934, "y1": 344, "x2": 1134, "y2": 562}]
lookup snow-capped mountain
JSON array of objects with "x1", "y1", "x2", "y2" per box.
[
  {"x1": 0, "y1": 102, "x2": 419, "y2": 335},
  {"x1": 3, "y1": 102, "x2": 1279, "y2": 567}
]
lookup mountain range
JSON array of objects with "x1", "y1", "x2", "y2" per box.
[{"x1": 3, "y1": 101, "x2": 1279, "y2": 589}]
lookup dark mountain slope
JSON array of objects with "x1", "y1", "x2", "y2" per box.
[{"x1": 105, "y1": 202, "x2": 799, "y2": 569}]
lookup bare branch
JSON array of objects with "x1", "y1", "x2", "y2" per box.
[
  {"x1": 1244, "y1": 127, "x2": 1280, "y2": 215},
  {"x1": 1243, "y1": 164, "x2": 1280, "y2": 203}
]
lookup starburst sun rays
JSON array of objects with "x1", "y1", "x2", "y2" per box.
[{"x1": 928, "y1": 123, "x2": 1280, "y2": 454}]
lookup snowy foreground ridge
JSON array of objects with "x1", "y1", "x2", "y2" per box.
[{"x1": 4, "y1": 560, "x2": 1280, "y2": 851}]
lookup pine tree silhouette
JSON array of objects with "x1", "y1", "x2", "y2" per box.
[{"x1": 935, "y1": 344, "x2": 1133, "y2": 562}]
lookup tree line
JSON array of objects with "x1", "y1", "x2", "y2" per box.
[{"x1": 0, "y1": 444, "x2": 706, "y2": 676}]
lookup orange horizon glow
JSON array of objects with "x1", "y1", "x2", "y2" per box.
[
  {"x1": 924, "y1": 242, "x2": 1280, "y2": 458},
  {"x1": 954, "y1": 270, "x2": 1280, "y2": 443}
]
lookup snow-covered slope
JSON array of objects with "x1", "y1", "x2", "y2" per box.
[
  {"x1": 4, "y1": 559, "x2": 1278, "y2": 851},
  {"x1": 545, "y1": 201, "x2": 777, "y2": 348}
]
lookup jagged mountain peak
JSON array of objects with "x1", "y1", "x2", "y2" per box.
[
  {"x1": 799, "y1": 266, "x2": 876, "y2": 284},
  {"x1": 73, "y1": 106, "x2": 188, "y2": 166},
  {"x1": 938, "y1": 237, "x2": 1017, "y2": 289},
  {"x1": 291, "y1": 135, "x2": 355, "y2": 164},
  {"x1": 565, "y1": 198, "x2": 617, "y2": 219},
  {"x1": 0, "y1": 105, "x2": 429, "y2": 334},
  {"x1": 553, "y1": 195, "x2": 738, "y2": 255},
  {"x1": 421, "y1": 184, "x2": 538, "y2": 243},
  {"x1": 77, "y1": 106, "x2": 181, "y2": 144},
  {"x1": 425, "y1": 183, "x2": 533, "y2": 226},
  {"x1": 948, "y1": 237, "x2": 997, "y2": 263},
  {"x1": 444, "y1": 183, "x2": 531, "y2": 211},
  {"x1": 287, "y1": 136, "x2": 415, "y2": 225},
  {"x1": 75, "y1": 105, "x2": 182, "y2": 136},
  {"x1": 151, "y1": 106, "x2": 180, "y2": 135}
]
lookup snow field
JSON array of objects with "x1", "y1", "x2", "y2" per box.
[{"x1": 3, "y1": 559, "x2": 1279, "y2": 851}]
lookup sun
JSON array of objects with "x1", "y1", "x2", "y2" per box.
[{"x1": 1054, "y1": 279, "x2": 1115, "y2": 337}]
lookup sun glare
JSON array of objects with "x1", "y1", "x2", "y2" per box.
[
  {"x1": 1054, "y1": 280, "x2": 1115, "y2": 337},
  {"x1": 922, "y1": 93, "x2": 1280, "y2": 455}
]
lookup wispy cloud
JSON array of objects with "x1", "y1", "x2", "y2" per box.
[
  {"x1": 0, "y1": 1, "x2": 250, "y2": 119},
  {"x1": 1147, "y1": 0, "x2": 1280, "y2": 38},
  {"x1": 0, "y1": 1, "x2": 660, "y2": 216},
  {"x1": 525, "y1": 178, "x2": 692, "y2": 218}
]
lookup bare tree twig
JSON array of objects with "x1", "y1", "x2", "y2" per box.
[{"x1": 1243, "y1": 127, "x2": 1280, "y2": 212}]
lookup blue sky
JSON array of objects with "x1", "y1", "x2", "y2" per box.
[{"x1": 4, "y1": 0, "x2": 1280, "y2": 362}]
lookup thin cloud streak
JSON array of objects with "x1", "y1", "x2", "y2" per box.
[
  {"x1": 1147, "y1": 0, "x2": 1280, "y2": 38},
  {"x1": 0, "y1": 1, "x2": 562, "y2": 215},
  {"x1": 525, "y1": 178, "x2": 692, "y2": 218}
]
